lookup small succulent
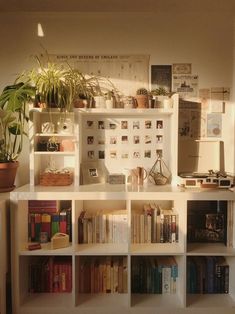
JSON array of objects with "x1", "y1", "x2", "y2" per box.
[
  {"x1": 151, "y1": 87, "x2": 169, "y2": 96},
  {"x1": 136, "y1": 87, "x2": 148, "y2": 95}
]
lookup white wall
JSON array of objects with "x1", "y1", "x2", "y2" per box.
[{"x1": 0, "y1": 11, "x2": 235, "y2": 186}]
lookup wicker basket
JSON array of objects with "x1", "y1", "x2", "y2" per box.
[{"x1": 39, "y1": 172, "x2": 73, "y2": 186}]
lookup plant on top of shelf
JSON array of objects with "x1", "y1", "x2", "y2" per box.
[
  {"x1": 22, "y1": 57, "x2": 71, "y2": 111},
  {"x1": 135, "y1": 87, "x2": 149, "y2": 108},
  {"x1": 0, "y1": 81, "x2": 35, "y2": 191},
  {"x1": 151, "y1": 87, "x2": 174, "y2": 97}
]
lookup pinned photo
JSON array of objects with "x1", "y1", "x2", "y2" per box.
[
  {"x1": 156, "y1": 149, "x2": 163, "y2": 157},
  {"x1": 145, "y1": 120, "x2": 152, "y2": 129},
  {"x1": 133, "y1": 151, "x2": 140, "y2": 159},
  {"x1": 145, "y1": 135, "x2": 151, "y2": 144},
  {"x1": 110, "y1": 150, "x2": 117, "y2": 158},
  {"x1": 156, "y1": 135, "x2": 163, "y2": 143},
  {"x1": 86, "y1": 120, "x2": 94, "y2": 129},
  {"x1": 144, "y1": 150, "x2": 151, "y2": 158},
  {"x1": 156, "y1": 120, "x2": 163, "y2": 129},
  {"x1": 121, "y1": 135, "x2": 128, "y2": 143},
  {"x1": 88, "y1": 168, "x2": 98, "y2": 177},
  {"x1": 87, "y1": 136, "x2": 94, "y2": 145},
  {"x1": 121, "y1": 120, "x2": 128, "y2": 129},
  {"x1": 98, "y1": 150, "x2": 105, "y2": 159},
  {"x1": 121, "y1": 152, "x2": 129, "y2": 159},
  {"x1": 109, "y1": 123, "x2": 117, "y2": 129},
  {"x1": 110, "y1": 136, "x2": 117, "y2": 144},
  {"x1": 133, "y1": 135, "x2": 140, "y2": 144},
  {"x1": 98, "y1": 120, "x2": 105, "y2": 129},
  {"x1": 133, "y1": 121, "x2": 140, "y2": 129},
  {"x1": 87, "y1": 150, "x2": 95, "y2": 159}
]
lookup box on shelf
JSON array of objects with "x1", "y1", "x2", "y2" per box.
[{"x1": 39, "y1": 171, "x2": 73, "y2": 186}]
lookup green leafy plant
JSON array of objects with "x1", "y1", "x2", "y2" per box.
[
  {"x1": 151, "y1": 87, "x2": 169, "y2": 96},
  {"x1": 0, "y1": 82, "x2": 35, "y2": 162}
]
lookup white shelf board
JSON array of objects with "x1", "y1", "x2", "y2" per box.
[
  {"x1": 131, "y1": 243, "x2": 184, "y2": 255},
  {"x1": 77, "y1": 108, "x2": 174, "y2": 116},
  {"x1": 187, "y1": 294, "x2": 235, "y2": 308},
  {"x1": 131, "y1": 293, "x2": 183, "y2": 308},
  {"x1": 19, "y1": 242, "x2": 73, "y2": 256},
  {"x1": 20, "y1": 293, "x2": 73, "y2": 308},
  {"x1": 35, "y1": 133, "x2": 74, "y2": 137},
  {"x1": 75, "y1": 243, "x2": 128, "y2": 255},
  {"x1": 187, "y1": 243, "x2": 235, "y2": 256},
  {"x1": 77, "y1": 293, "x2": 129, "y2": 308},
  {"x1": 34, "y1": 151, "x2": 75, "y2": 155}
]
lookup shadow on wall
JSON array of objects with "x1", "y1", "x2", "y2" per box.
[{"x1": 15, "y1": 138, "x2": 30, "y2": 187}]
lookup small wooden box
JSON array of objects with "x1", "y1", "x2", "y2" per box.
[
  {"x1": 39, "y1": 172, "x2": 73, "y2": 186},
  {"x1": 51, "y1": 233, "x2": 69, "y2": 249}
]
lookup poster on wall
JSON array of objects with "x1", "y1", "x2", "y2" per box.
[
  {"x1": 151, "y1": 65, "x2": 172, "y2": 93},
  {"x1": 43, "y1": 54, "x2": 150, "y2": 96},
  {"x1": 172, "y1": 63, "x2": 192, "y2": 74},
  {"x1": 172, "y1": 74, "x2": 198, "y2": 98}
]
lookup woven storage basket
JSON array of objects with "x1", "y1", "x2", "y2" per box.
[{"x1": 39, "y1": 172, "x2": 73, "y2": 186}]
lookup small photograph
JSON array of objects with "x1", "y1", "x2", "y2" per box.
[
  {"x1": 156, "y1": 149, "x2": 163, "y2": 157},
  {"x1": 86, "y1": 120, "x2": 94, "y2": 129},
  {"x1": 145, "y1": 135, "x2": 151, "y2": 144},
  {"x1": 109, "y1": 122, "x2": 117, "y2": 129},
  {"x1": 133, "y1": 151, "x2": 141, "y2": 159},
  {"x1": 121, "y1": 135, "x2": 128, "y2": 143},
  {"x1": 87, "y1": 136, "x2": 94, "y2": 145},
  {"x1": 121, "y1": 120, "x2": 128, "y2": 129},
  {"x1": 98, "y1": 120, "x2": 105, "y2": 129},
  {"x1": 110, "y1": 150, "x2": 117, "y2": 158},
  {"x1": 87, "y1": 150, "x2": 95, "y2": 159},
  {"x1": 144, "y1": 150, "x2": 151, "y2": 158},
  {"x1": 98, "y1": 136, "x2": 105, "y2": 145},
  {"x1": 98, "y1": 150, "x2": 105, "y2": 159},
  {"x1": 156, "y1": 120, "x2": 163, "y2": 129},
  {"x1": 156, "y1": 135, "x2": 163, "y2": 143},
  {"x1": 145, "y1": 120, "x2": 152, "y2": 129},
  {"x1": 133, "y1": 121, "x2": 140, "y2": 129},
  {"x1": 88, "y1": 168, "x2": 98, "y2": 177},
  {"x1": 133, "y1": 135, "x2": 140, "y2": 144},
  {"x1": 110, "y1": 136, "x2": 117, "y2": 144},
  {"x1": 121, "y1": 152, "x2": 129, "y2": 159}
]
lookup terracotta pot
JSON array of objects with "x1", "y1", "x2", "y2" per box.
[
  {"x1": 135, "y1": 95, "x2": 149, "y2": 108},
  {"x1": 0, "y1": 161, "x2": 19, "y2": 192}
]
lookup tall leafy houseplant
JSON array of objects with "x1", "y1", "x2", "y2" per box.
[
  {"x1": 0, "y1": 81, "x2": 35, "y2": 191},
  {"x1": 25, "y1": 58, "x2": 71, "y2": 111}
]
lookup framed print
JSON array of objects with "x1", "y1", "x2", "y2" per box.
[
  {"x1": 172, "y1": 63, "x2": 192, "y2": 74},
  {"x1": 151, "y1": 65, "x2": 172, "y2": 93},
  {"x1": 81, "y1": 161, "x2": 107, "y2": 184}
]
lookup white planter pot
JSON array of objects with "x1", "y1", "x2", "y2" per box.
[{"x1": 94, "y1": 96, "x2": 106, "y2": 109}]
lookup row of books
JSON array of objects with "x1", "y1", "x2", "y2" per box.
[
  {"x1": 28, "y1": 208, "x2": 72, "y2": 242},
  {"x1": 131, "y1": 256, "x2": 178, "y2": 294},
  {"x1": 78, "y1": 256, "x2": 128, "y2": 293},
  {"x1": 29, "y1": 256, "x2": 72, "y2": 293},
  {"x1": 187, "y1": 256, "x2": 229, "y2": 294},
  {"x1": 78, "y1": 210, "x2": 128, "y2": 244},
  {"x1": 131, "y1": 204, "x2": 179, "y2": 243}
]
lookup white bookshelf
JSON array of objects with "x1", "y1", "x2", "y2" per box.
[{"x1": 10, "y1": 185, "x2": 235, "y2": 314}]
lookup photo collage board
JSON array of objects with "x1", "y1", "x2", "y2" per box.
[{"x1": 81, "y1": 115, "x2": 171, "y2": 173}]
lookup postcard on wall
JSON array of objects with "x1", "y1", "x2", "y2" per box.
[
  {"x1": 207, "y1": 113, "x2": 222, "y2": 137},
  {"x1": 172, "y1": 63, "x2": 192, "y2": 74},
  {"x1": 151, "y1": 65, "x2": 172, "y2": 93},
  {"x1": 172, "y1": 74, "x2": 198, "y2": 98}
]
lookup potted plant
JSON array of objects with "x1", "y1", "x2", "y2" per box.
[
  {"x1": 151, "y1": 87, "x2": 174, "y2": 109},
  {"x1": 23, "y1": 57, "x2": 71, "y2": 111},
  {"x1": 135, "y1": 87, "x2": 149, "y2": 108},
  {"x1": 0, "y1": 81, "x2": 35, "y2": 191}
]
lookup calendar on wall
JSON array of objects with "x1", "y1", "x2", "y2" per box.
[{"x1": 44, "y1": 54, "x2": 149, "y2": 96}]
